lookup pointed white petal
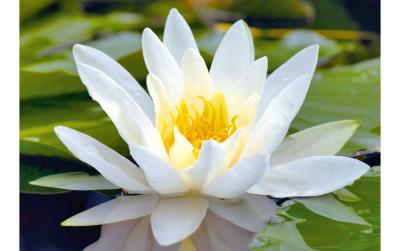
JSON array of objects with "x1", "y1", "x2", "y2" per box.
[
  {"x1": 210, "y1": 20, "x2": 254, "y2": 98},
  {"x1": 209, "y1": 194, "x2": 276, "y2": 232},
  {"x1": 243, "y1": 74, "x2": 312, "y2": 158},
  {"x1": 142, "y1": 28, "x2": 183, "y2": 103},
  {"x1": 62, "y1": 195, "x2": 158, "y2": 226},
  {"x1": 295, "y1": 195, "x2": 370, "y2": 225},
  {"x1": 54, "y1": 126, "x2": 152, "y2": 193},
  {"x1": 164, "y1": 8, "x2": 199, "y2": 64},
  {"x1": 168, "y1": 127, "x2": 197, "y2": 169},
  {"x1": 202, "y1": 154, "x2": 269, "y2": 199},
  {"x1": 130, "y1": 143, "x2": 188, "y2": 194},
  {"x1": 181, "y1": 140, "x2": 225, "y2": 190},
  {"x1": 249, "y1": 156, "x2": 369, "y2": 197},
  {"x1": 239, "y1": 56, "x2": 267, "y2": 96},
  {"x1": 76, "y1": 63, "x2": 167, "y2": 159},
  {"x1": 30, "y1": 172, "x2": 119, "y2": 191},
  {"x1": 151, "y1": 196, "x2": 209, "y2": 246},
  {"x1": 84, "y1": 220, "x2": 137, "y2": 251},
  {"x1": 181, "y1": 48, "x2": 214, "y2": 106},
  {"x1": 272, "y1": 120, "x2": 360, "y2": 166},
  {"x1": 255, "y1": 45, "x2": 319, "y2": 123},
  {"x1": 73, "y1": 44, "x2": 155, "y2": 121},
  {"x1": 227, "y1": 57, "x2": 267, "y2": 114}
]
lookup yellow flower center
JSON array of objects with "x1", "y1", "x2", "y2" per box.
[{"x1": 162, "y1": 91, "x2": 238, "y2": 156}]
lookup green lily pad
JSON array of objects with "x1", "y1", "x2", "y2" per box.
[
  {"x1": 252, "y1": 173, "x2": 380, "y2": 251},
  {"x1": 292, "y1": 58, "x2": 380, "y2": 154}
]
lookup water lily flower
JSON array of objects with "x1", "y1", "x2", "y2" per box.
[{"x1": 31, "y1": 8, "x2": 369, "y2": 250}]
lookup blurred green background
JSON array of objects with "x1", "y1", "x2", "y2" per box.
[{"x1": 20, "y1": 0, "x2": 380, "y2": 250}]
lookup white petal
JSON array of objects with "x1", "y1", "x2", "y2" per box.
[
  {"x1": 255, "y1": 45, "x2": 319, "y2": 123},
  {"x1": 295, "y1": 195, "x2": 370, "y2": 225},
  {"x1": 146, "y1": 73, "x2": 175, "y2": 139},
  {"x1": 208, "y1": 194, "x2": 276, "y2": 232},
  {"x1": 181, "y1": 48, "x2": 214, "y2": 106},
  {"x1": 30, "y1": 172, "x2": 119, "y2": 191},
  {"x1": 221, "y1": 128, "x2": 246, "y2": 168},
  {"x1": 249, "y1": 156, "x2": 369, "y2": 197},
  {"x1": 122, "y1": 217, "x2": 154, "y2": 251},
  {"x1": 210, "y1": 20, "x2": 254, "y2": 98},
  {"x1": 200, "y1": 211, "x2": 255, "y2": 251},
  {"x1": 73, "y1": 44, "x2": 155, "y2": 122},
  {"x1": 242, "y1": 74, "x2": 312, "y2": 158},
  {"x1": 130, "y1": 143, "x2": 188, "y2": 195},
  {"x1": 54, "y1": 126, "x2": 152, "y2": 193},
  {"x1": 239, "y1": 56, "x2": 267, "y2": 96},
  {"x1": 84, "y1": 220, "x2": 137, "y2": 251},
  {"x1": 76, "y1": 63, "x2": 167, "y2": 159},
  {"x1": 62, "y1": 195, "x2": 158, "y2": 226},
  {"x1": 202, "y1": 154, "x2": 269, "y2": 198},
  {"x1": 227, "y1": 57, "x2": 267, "y2": 114},
  {"x1": 164, "y1": 8, "x2": 199, "y2": 64},
  {"x1": 151, "y1": 196, "x2": 209, "y2": 246},
  {"x1": 181, "y1": 140, "x2": 225, "y2": 190},
  {"x1": 142, "y1": 28, "x2": 183, "y2": 103},
  {"x1": 168, "y1": 127, "x2": 197, "y2": 169},
  {"x1": 271, "y1": 120, "x2": 360, "y2": 166}
]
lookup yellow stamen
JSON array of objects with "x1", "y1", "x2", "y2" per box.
[{"x1": 161, "y1": 91, "x2": 238, "y2": 157}]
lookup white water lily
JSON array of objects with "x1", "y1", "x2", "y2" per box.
[{"x1": 31, "y1": 8, "x2": 370, "y2": 250}]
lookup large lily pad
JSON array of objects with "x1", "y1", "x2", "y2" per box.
[{"x1": 292, "y1": 58, "x2": 380, "y2": 154}]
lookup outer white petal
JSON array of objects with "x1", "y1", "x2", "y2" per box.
[
  {"x1": 130, "y1": 143, "x2": 188, "y2": 195},
  {"x1": 193, "y1": 211, "x2": 255, "y2": 251},
  {"x1": 151, "y1": 196, "x2": 209, "y2": 246},
  {"x1": 248, "y1": 156, "x2": 369, "y2": 198},
  {"x1": 295, "y1": 195, "x2": 370, "y2": 225},
  {"x1": 76, "y1": 63, "x2": 167, "y2": 159},
  {"x1": 54, "y1": 126, "x2": 152, "y2": 193},
  {"x1": 210, "y1": 20, "x2": 254, "y2": 98},
  {"x1": 30, "y1": 172, "x2": 119, "y2": 191},
  {"x1": 202, "y1": 154, "x2": 269, "y2": 199},
  {"x1": 181, "y1": 48, "x2": 214, "y2": 107},
  {"x1": 208, "y1": 194, "x2": 276, "y2": 232},
  {"x1": 242, "y1": 74, "x2": 312, "y2": 158},
  {"x1": 62, "y1": 195, "x2": 158, "y2": 226},
  {"x1": 73, "y1": 44, "x2": 155, "y2": 122},
  {"x1": 255, "y1": 45, "x2": 319, "y2": 123},
  {"x1": 164, "y1": 8, "x2": 199, "y2": 64},
  {"x1": 272, "y1": 120, "x2": 360, "y2": 166},
  {"x1": 142, "y1": 28, "x2": 183, "y2": 103},
  {"x1": 168, "y1": 127, "x2": 197, "y2": 169},
  {"x1": 181, "y1": 140, "x2": 225, "y2": 190}
]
